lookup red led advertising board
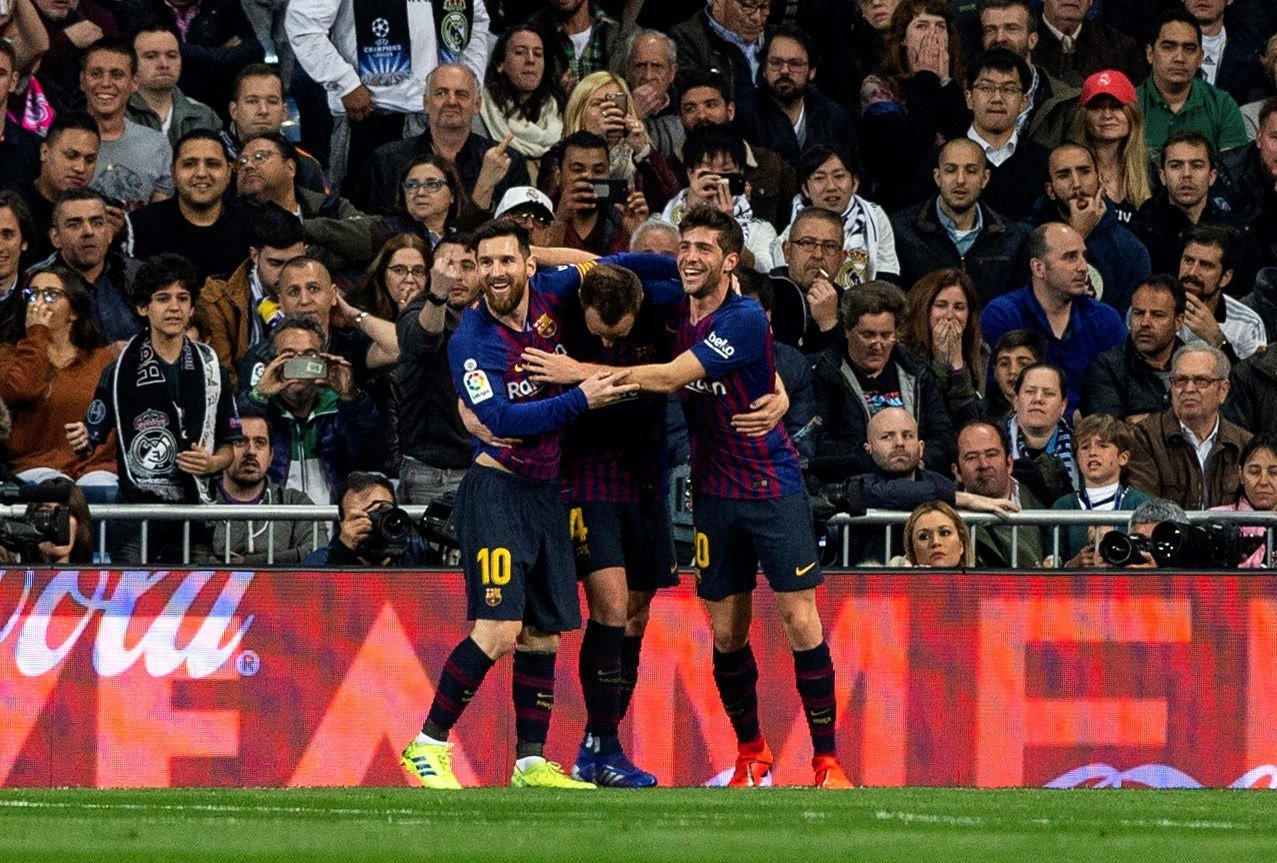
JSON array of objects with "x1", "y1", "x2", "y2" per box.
[{"x1": 1, "y1": 569, "x2": 1275, "y2": 789}]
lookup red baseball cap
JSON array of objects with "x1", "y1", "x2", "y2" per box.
[{"x1": 1080, "y1": 70, "x2": 1137, "y2": 106}]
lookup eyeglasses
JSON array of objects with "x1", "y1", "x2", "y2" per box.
[
  {"x1": 386, "y1": 264, "x2": 428, "y2": 279},
  {"x1": 971, "y1": 82, "x2": 1024, "y2": 98},
  {"x1": 507, "y1": 209, "x2": 553, "y2": 226},
  {"x1": 24, "y1": 287, "x2": 66, "y2": 304},
  {"x1": 1170, "y1": 374, "x2": 1223, "y2": 390},
  {"x1": 403, "y1": 178, "x2": 448, "y2": 194},
  {"x1": 791, "y1": 237, "x2": 843, "y2": 255},
  {"x1": 766, "y1": 57, "x2": 809, "y2": 71},
  {"x1": 237, "y1": 150, "x2": 277, "y2": 167},
  {"x1": 733, "y1": 0, "x2": 770, "y2": 16}
]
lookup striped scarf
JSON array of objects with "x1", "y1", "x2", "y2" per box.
[{"x1": 1008, "y1": 417, "x2": 1076, "y2": 480}]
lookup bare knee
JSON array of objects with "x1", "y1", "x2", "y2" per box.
[
  {"x1": 625, "y1": 590, "x2": 656, "y2": 637},
  {"x1": 470, "y1": 619, "x2": 523, "y2": 659},
  {"x1": 584, "y1": 568, "x2": 628, "y2": 628},
  {"x1": 775, "y1": 591, "x2": 824, "y2": 651},
  {"x1": 516, "y1": 625, "x2": 561, "y2": 653}
]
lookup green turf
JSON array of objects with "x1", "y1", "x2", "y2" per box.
[{"x1": 1, "y1": 787, "x2": 1275, "y2": 862}]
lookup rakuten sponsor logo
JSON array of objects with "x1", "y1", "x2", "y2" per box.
[{"x1": 0, "y1": 569, "x2": 254, "y2": 678}]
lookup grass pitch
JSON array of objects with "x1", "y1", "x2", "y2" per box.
[{"x1": 1, "y1": 786, "x2": 1275, "y2": 862}]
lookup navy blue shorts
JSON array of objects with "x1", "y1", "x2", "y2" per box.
[
  {"x1": 455, "y1": 465, "x2": 581, "y2": 632},
  {"x1": 568, "y1": 499, "x2": 679, "y2": 591},
  {"x1": 691, "y1": 492, "x2": 823, "y2": 602}
]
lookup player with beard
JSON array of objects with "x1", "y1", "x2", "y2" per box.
[
  {"x1": 403, "y1": 219, "x2": 678, "y2": 790},
  {"x1": 616, "y1": 204, "x2": 853, "y2": 788}
]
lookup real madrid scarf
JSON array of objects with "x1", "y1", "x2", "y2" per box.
[
  {"x1": 354, "y1": 0, "x2": 413, "y2": 88},
  {"x1": 1008, "y1": 417, "x2": 1076, "y2": 485},
  {"x1": 112, "y1": 334, "x2": 222, "y2": 503},
  {"x1": 662, "y1": 189, "x2": 755, "y2": 245},
  {"x1": 788, "y1": 193, "x2": 881, "y2": 288},
  {"x1": 432, "y1": 0, "x2": 476, "y2": 66}
]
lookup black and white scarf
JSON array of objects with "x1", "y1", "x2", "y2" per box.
[
  {"x1": 1008, "y1": 416, "x2": 1076, "y2": 480},
  {"x1": 113, "y1": 335, "x2": 222, "y2": 503}
]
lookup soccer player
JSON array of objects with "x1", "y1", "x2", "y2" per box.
[
  {"x1": 400, "y1": 219, "x2": 639, "y2": 789},
  {"x1": 617, "y1": 204, "x2": 853, "y2": 788}
]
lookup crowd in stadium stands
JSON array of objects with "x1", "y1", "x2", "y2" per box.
[{"x1": 0, "y1": 0, "x2": 1276, "y2": 568}]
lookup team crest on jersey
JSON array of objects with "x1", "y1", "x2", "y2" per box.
[
  {"x1": 485, "y1": 587, "x2": 502, "y2": 606},
  {"x1": 533, "y1": 313, "x2": 557, "y2": 339},
  {"x1": 464, "y1": 369, "x2": 493, "y2": 403}
]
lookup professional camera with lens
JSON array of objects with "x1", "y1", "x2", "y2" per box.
[
  {"x1": 419, "y1": 494, "x2": 459, "y2": 552},
  {"x1": 361, "y1": 500, "x2": 415, "y2": 558},
  {"x1": 1100, "y1": 521, "x2": 1256, "y2": 568},
  {"x1": 0, "y1": 480, "x2": 71, "y2": 557},
  {"x1": 1098, "y1": 530, "x2": 1156, "y2": 567}
]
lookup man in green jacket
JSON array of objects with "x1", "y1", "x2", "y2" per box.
[{"x1": 125, "y1": 23, "x2": 222, "y2": 149}]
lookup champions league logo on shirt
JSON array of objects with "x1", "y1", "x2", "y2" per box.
[{"x1": 356, "y1": 0, "x2": 411, "y2": 87}]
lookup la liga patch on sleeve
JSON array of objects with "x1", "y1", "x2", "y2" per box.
[{"x1": 464, "y1": 369, "x2": 493, "y2": 403}]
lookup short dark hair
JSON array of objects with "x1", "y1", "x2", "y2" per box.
[
  {"x1": 678, "y1": 203, "x2": 743, "y2": 257},
  {"x1": 51, "y1": 187, "x2": 107, "y2": 225},
  {"x1": 579, "y1": 263, "x2": 642, "y2": 326},
  {"x1": 978, "y1": 0, "x2": 1038, "y2": 33},
  {"x1": 798, "y1": 145, "x2": 858, "y2": 188},
  {"x1": 1161, "y1": 129, "x2": 1214, "y2": 166},
  {"x1": 993, "y1": 328, "x2": 1046, "y2": 362},
  {"x1": 676, "y1": 68, "x2": 733, "y2": 106},
  {"x1": 338, "y1": 471, "x2": 396, "y2": 519},
  {"x1": 469, "y1": 217, "x2": 532, "y2": 257},
  {"x1": 957, "y1": 418, "x2": 1011, "y2": 457},
  {"x1": 232, "y1": 63, "x2": 283, "y2": 101},
  {"x1": 1134, "y1": 273, "x2": 1187, "y2": 314},
  {"x1": 241, "y1": 132, "x2": 298, "y2": 166},
  {"x1": 1150, "y1": 9, "x2": 1202, "y2": 46},
  {"x1": 789, "y1": 206, "x2": 845, "y2": 238},
  {"x1": 1026, "y1": 222, "x2": 1056, "y2": 262},
  {"x1": 81, "y1": 36, "x2": 137, "y2": 74},
  {"x1": 1241, "y1": 433, "x2": 1277, "y2": 469},
  {"x1": 173, "y1": 128, "x2": 232, "y2": 164},
  {"x1": 0, "y1": 190, "x2": 34, "y2": 247},
  {"x1": 735, "y1": 268, "x2": 774, "y2": 312},
  {"x1": 271, "y1": 313, "x2": 325, "y2": 355},
  {"x1": 965, "y1": 47, "x2": 1031, "y2": 91},
  {"x1": 249, "y1": 203, "x2": 305, "y2": 250},
  {"x1": 1013, "y1": 360, "x2": 1065, "y2": 395},
  {"x1": 839, "y1": 280, "x2": 907, "y2": 330},
  {"x1": 762, "y1": 23, "x2": 816, "y2": 68},
  {"x1": 682, "y1": 123, "x2": 746, "y2": 174},
  {"x1": 1183, "y1": 223, "x2": 1238, "y2": 273},
  {"x1": 45, "y1": 110, "x2": 100, "y2": 146},
  {"x1": 131, "y1": 18, "x2": 180, "y2": 43},
  {"x1": 133, "y1": 253, "x2": 200, "y2": 305},
  {"x1": 1260, "y1": 97, "x2": 1277, "y2": 132},
  {"x1": 561, "y1": 129, "x2": 609, "y2": 158},
  {"x1": 236, "y1": 403, "x2": 270, "y2": 428}
]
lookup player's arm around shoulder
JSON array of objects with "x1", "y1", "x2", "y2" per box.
[{"x1": 617, "y1": 351, "x2": 709, "y2": 394}]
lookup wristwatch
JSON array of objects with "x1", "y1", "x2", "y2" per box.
[{"x1": 354, "y1": 311, "x2": 368, "y2": 328}]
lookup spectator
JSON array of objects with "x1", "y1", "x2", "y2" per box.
[
  {"x1": 127, "y1": 130, "x2": 250, "y2": 281},
  {"x1": 1082, "y1": 274, "x2": 1184, "y2": 423},
  {"x1": 629, "y1": 217, "x2": 679, "y2": 256},
  {"x1": 1226, "y1": 343, "x2": 1277, "y2": 436},
  {"x1": 31, "y1": 0, "x2": 119, "y2": 108},
  {"x1": 772, "y1": 146, "x2": 899, "y2": 290},
  {"x1": 548, "y1": 130, "x2": 649, "y2": 257},
  {"x1": 1007, "y1": 361, "x2": 1076, "y2": 505},
  {"x1": 359, "y1": 155, "x2": 473, "y2": 252},
  {"x1": 769, "y1": 207, "x2": 844, "y2": 350},
  {"x1": 952, "y1": 419, "x2": 1043, "y2": 566},
  {"x1": 859, "y1": 0, "x2": 971, "y2": 211},
  {"x1": 540, "y1": 71, "x2": 680, "y2": 213},
  {"x1": 0, "y1": 266, "x2": 118, "y2": 498},
  {"x1": 304, "y1": 471, "x2": 431, "y2": 566},
  {"x1": 891, "y1": 137, "x2": 1031, "y2": 307},
  {"x1": 670, "y1": 68, "x2": 796, "y2": 230},
  {"x1": 1129, "y1": 343, "x2": 1251, "y2": 509},
  {"x1": 1027, "y1": 143, "x2": 1151, "y2": 315},
  {"x1": 810, "y1": 280, "x2": 956, "y2": 480},
  {"x1": 1132, "y1": 131, "x2": 1261, "y2": 282},
  {"x1": 860, "y1": 0, "x2": 902, "y2": 36},
  {"x1": 1068, "y1": 70, "x2": 1151, "y2": 223},
  {"x1": 243, "y1": 314, "x2": 385, "y2": 505},
  {"x1": 18, "y1": 111, "x2": 100, "y2": 263},
  {"x1": 236, "y1": 133, "x2": 358, "y2": 220},
  {"x1": 527, "y1": 0, "x2": 636, "y2": 89},
  {"x1": 623, "y1": 31, "x2": 680, "y2": 158},
  {"x1": 124, "y1": 22, "x2": 222, "y2": 149},
  {"x1": 1241, "y1": 37, "x2": 1277, "y2": 138},
  {"x1": 1214, "y1": 98, "x2": 1277, "y2": 271},
  {"x1": 1188, "y1": 0, "x2": 1267, "y2": 107},
  {"x1": 900, "y1": 267, "x2": 988, "y2": 425},
  {"x1": 208, "y1": 406, "x2": 319, "y2": 565},
  {"x1": 1177, "y1": 223, "x2": 1266, "y2": 361},
  {"x1": 1136, "y1": 10, "x2": 1249, "y2": 155},
  {"x1": 494, "y1": 187, "x2": 557, "y2": 247},
  {"x1": 661, "y1": 124, "x2": 776, "y2": 272},
  {"x1": 238, "y1": 256, "x2": 398, "y2": 398},
  {"x1": 1, "y1": 0, "x2": 50, "y2": 79},
  {"x1": 735, "y1": 270, "x2": 814, "y2": 458},
  {"x1": 0, "y1": 41, "x2": 40, "y2": 191},
  {"x1": 479, "y1": 26, "x2": 565, "y2": 183},
  {"x1": 783, "y1": 0, "x2": 885, "y2": 113},
  {"x1": 1032, "y1": 0, "x2": 1144, "y2": 88},
  {"x1": 669, "y1": 0, "x2": 769, "y2": 137},
  {"x1": 223, "y1": 64, "x2": 328, "y2": 195},
  {"x1": 902, "y1": 500, "x2": 971, "y2": 567},
  {"x1": 1050, "y1": 413, "x2": 1151, "y2": 567},
  {"x1": 742, "y1": 25, "x2": 857, "y2": 165},
  {"x1": 118, "y1": 0, "x2": 262, "y2": 123},
  {"x1": 977, "y1": 0, "x2": 1080, "y2": 149},
  {"x1": 1208, "y1": 433, "x2": 1277, "y2": 568},
  {"x1": 0, "y1": 193, "x2": 32, "y2": 316},
  {"x1": 354, "y1": 64, "x2": 530, "y2": 215},
  {"x1": 964, "y1": 49, "x2": 1050, "y2": 221},
  {"x1": 1123, "y1": 497, "x2": 1189, "y2": 566},
  {"x1": 988, "y1": 327, "x2": 1045, "y2": 420},
  {"x1": 980, "y1": 222, "x2": 1126, "y2": 410},
  {"x1": 81, "y1": 37, "x2": 174, "y2": 211},
  {"x1": 394, "y1": 234, "x2": 479, "y2": 506},
  {"x1": 40, "y1": 189, "x2": 141, "y2": 344},
  {"x1": 67, "y1": 253, "x2": 239, "y2": 563},
  {"x1": 198, "y1": 204, "x2": 306, "y2": 384}
]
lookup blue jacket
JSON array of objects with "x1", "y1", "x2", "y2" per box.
[{"x1": 251, "y1": 388, "x2": 386, "y2": 498}]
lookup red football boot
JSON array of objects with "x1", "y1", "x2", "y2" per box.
[
  {"x1": 813, "y1": 754, "x2": 854, "y2": 788},
  {"x1": 728, "y1": 739, "x2": 774, "y2": 787}
]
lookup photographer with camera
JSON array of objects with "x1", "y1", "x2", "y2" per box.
[
  {"x1": 244, "y1": 314, "x2": 384, "y2": 507},
  {"x1": 305, "y1": 471, "x2": 430, "y2": 566}
]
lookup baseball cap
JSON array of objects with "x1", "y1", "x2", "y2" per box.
[
  {"x1": 495, "y1": 187, "x2": 555, "y2": 222},
  {"x1": 1080, "y1": 70, "x2": 1137, "y2": 107}
]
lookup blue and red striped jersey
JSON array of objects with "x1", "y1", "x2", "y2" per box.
[{"x1": 673, "y1": 290, "x2": 804, "y2": 499}]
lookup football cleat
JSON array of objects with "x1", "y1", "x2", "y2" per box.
[
  {"x1": 401, "y1": 740, "x2": 463, "y2": 789},
  {"x1": 812, "y1": 755, "x2": 854, "y2": 788},
  {"x1": 571, "y1": 741, "x2": 597, "y2": 784},
  {"x1": 511, "y1": 759, "x2": 597, "y2": 789},
  {"x1": 592, "y1": 750, "x2": 658, "y2": 788},
  {"x1": 728, "y1": 739, "x2": 774, "y2": 787}
]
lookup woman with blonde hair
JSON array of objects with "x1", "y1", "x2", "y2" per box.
[
  {"x1": 1070, "y1": 70, "x2": 1152, "y2": 222},
  {"x1": 538, "y1": 70, "x2": 679, "y2": 212},
  {"x1": 903, "y1": 500, "x2": 970, "y2": 567}
]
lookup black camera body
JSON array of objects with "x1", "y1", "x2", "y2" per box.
[
  {"x1": 0, "y1": 480, "x2": 72, "y2": 557},
  {"x1": 1100, "y1": 521, "x2": 1252, "y2": 568},
  {"x1": 361, "y1": 501, "x2": 414, "y2": 559}
]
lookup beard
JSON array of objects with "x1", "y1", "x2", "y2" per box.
[
  {"x1": 768, "y1": 77, "x2": 807, "y2": 104},
  {"x1": 684, "y1": 261, "x2": 724, "y2": 299},
  {"x1": 484, "y1": 275, "x2": 527, "y2": 316}
]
